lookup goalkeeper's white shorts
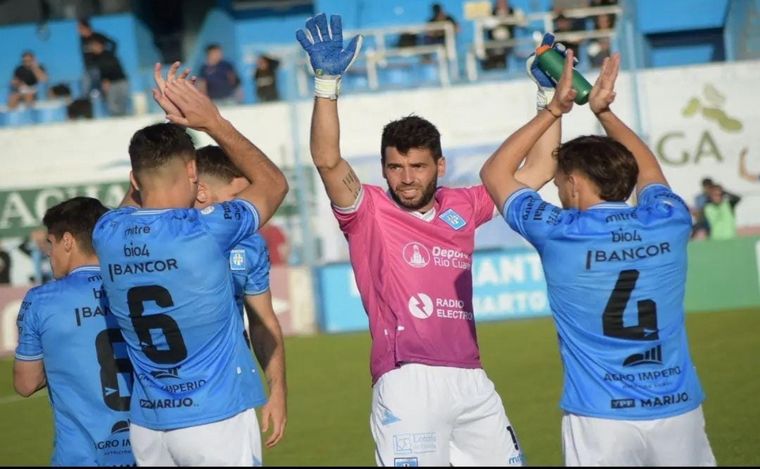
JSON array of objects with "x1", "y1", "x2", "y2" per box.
[
  {"x1": 562, "y1": 405, "x2": 716, "y2": 466},
  {"x1": 130, "y1": 408, "x2": 262, "y2": 466},
  {"x1": 370, "y1": 363, "x2": 525, "y2": 466}
]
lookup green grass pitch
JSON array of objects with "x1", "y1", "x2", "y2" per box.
[{"x1": 0, "y1": 309, "x2": 758, "y2": 466}]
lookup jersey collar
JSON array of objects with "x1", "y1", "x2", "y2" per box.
[
  {"x1": 587, "y1": 201, "x2": 630, "y2": 210},
  {"x1": 70, "y1": 265, "x2": 100, "y2": 274},
  {"x1": 385, "y1": 189, "x2": 440, "y2": 222}
]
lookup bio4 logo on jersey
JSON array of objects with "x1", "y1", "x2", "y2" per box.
[
  {"x1": 402, "y1": 242, "x2": 471, "y2": 270},
  {"x1": 407, "y1": 293, "x2": 473, "y2": 321}
]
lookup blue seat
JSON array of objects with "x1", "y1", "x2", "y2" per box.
[
  {"x1": 0, "y1": 107, "x2": 35, "y2": 127},
  {"x1": 32, "y1": 101, "x2": 68, "y2": 124},
  {"x1": 417, "y1": 62, "x2": 440, "y2": 84}
]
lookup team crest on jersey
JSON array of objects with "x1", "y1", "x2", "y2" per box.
[
  {"x1": 230, "y1": 249, "x2": 247, "y2": 271},
  {"x1": 201, "y1": 205, "x2": 215, "y2": 215},
  {"x1": 402, "y1": 242, "x2": 430, "y2": 268},
  {"x1": 439, "y1": 209, "x2": 466, "y2": 230}
]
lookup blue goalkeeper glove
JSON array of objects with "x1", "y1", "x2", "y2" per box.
[
  {"x1": 526, "y1": 33, "x2": 578, "y2": 110},
  {"x1": 296, "y1": 13, "x2": 363, "y2": 99}
]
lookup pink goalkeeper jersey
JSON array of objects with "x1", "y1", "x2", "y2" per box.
[{"x1": 333, "y1": 184, "x2": 496, "y2": 384}]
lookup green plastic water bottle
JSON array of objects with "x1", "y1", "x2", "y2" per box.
[{"x1": 535, "y1": 46, "x2": 592, "y2": 105}]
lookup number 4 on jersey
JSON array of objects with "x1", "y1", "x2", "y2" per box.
[{"x1": 602, "y1": 270, "x2": 659, "y2": 341}]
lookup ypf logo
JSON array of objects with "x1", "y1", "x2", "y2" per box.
[
  {"x1": 408, "y1": 293, "x2": 434, "y2": 319},
  {"x1": 402, "y1": 242, "x2": 430, "y2": 268}
]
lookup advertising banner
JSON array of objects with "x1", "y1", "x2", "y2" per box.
[{"x1": 317, "y1": 247, "x2": 551, "y2": 333}]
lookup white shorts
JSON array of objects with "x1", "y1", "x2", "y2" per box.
[
  {"x1": 562, "y1": 405, "x2": 716, "y2": 466},
  {"x1": 370, "y1": 363, "x2": 524, "y2": 466},
  {"x1": 130, "y1": 408, "x2": 262, "y2": 466}
]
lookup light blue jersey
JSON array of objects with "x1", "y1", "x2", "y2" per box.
[
  {"x1": 15, "y1": 266, "x2": 135, "y2": 466},
  {"x1": 503, "y1": 184, "x2": 704, "y2": 420},
  {"x1": 228, "y1": 233, "x2": 270, "y2": 401},
  {"x1": 229, "y1": 233, "x2": 271, "y2": 313},
  {"x1": 92, "y1": 200, "x2": 267, "y2": 430}
]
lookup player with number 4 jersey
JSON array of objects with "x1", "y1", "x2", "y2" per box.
[
  {"x1": 93, "y1": 61, "x2": 288, "y2": 466},
  {"x1": 14, "y1": 197, "x2": 134, "y2": 466},
  {"x1": 480, "y1": 51, "x2": 715, "y2": 466}
]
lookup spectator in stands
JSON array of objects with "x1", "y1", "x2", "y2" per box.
[
  {"x1": 86, "y1": 36, "x2": 130, "y2": 116},
  {"x1": 7, "y1": 51, "x2": 48, "y2": 110},
  {"x1": 587, "y1": 13, "x2": 614, "y2": 68},
  {"x1": 739, "y1": 148, "x2": 758, "y2": 182},
  {"x1": 0, "y1": 244, "x2": 10, "y2": 285},
  {"x1": 553, "y1": 12, "x2": 584, "y2": 56},
  {"x1": 78, "y1": 18, "x2": 117, "y2": 95},
  {"x1": 704, "y1": 184, "x2": 742, "y2": 240},
  {"x1": 482, "y1": 0, "x2": 518, "y2": 70},
  {"x1": 690, "y1": 177, "x2": 714, "y2": 239},
  {"x1": 425, "y1": 3, "x2": 460, "y2": 46},
  {"x1": 254, "y1": 54, "x2": 280, "y2": 103},
  {"x1": 198, "y1": 44, "x2": 241, "y2": 106},
  {"x1": 589, "y1": 0, "x2": 619, "y2": 7}
]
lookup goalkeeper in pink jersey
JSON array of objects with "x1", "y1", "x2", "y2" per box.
[{"x1": 297, "y1": 14, "x2": 563, "y2": 466}]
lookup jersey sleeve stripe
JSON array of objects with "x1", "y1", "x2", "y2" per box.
[
  {"x1": 501, "y1": 187, "x2": 533, "y2": 219},
  {"x1": 333, "y1": 186, "x2": 365, "y2": 214},
  {"x1": 244, "y1": 287, "x2": 270, "y2": 296},
  {"x1": 236, "y1": 199, "x2": 262, "y2": 233},
  {"x1": 15, "y1": 353, "x2": 44, "y2": 361}
]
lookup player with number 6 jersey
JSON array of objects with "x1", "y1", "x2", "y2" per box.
[
  {"x1": 14, "y1": 197, "x2": 135, "y2": 466},
  {"x1": 92, "y1": 61, "x2": 288, "y2": 466},
  {"x1": 480, "y1": 52, "x2": 715, "y2": 466}
]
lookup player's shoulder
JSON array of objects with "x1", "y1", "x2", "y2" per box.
[
  {"x1": 636, "y1": 184, "x2": 690, "y2": 217},
  {"x1": 361, "y1": 184, "x2": 385, "y2": 198},
  {"x1": 235, "y1": 232, "x2": 267, "y2": 252},
  {"x1": 22, "y1": 279, "x2": 63, "y2": 311},
  {"x1": 95, "y1": 206, "x2": 138, "y2": 228},
  {"x1": 197, "y1": 199, "x2": 257, "y2": 219},
  {"x1": 435, "y1": 184, "x2": 490, "y2": 207}
]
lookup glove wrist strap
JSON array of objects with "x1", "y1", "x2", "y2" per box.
[
  {"x1": 315, "y1": 75, "x2": 342, "y2": 100},
  {"x1": 537, "y1": 88, "x2": 555, "y2": 111}
]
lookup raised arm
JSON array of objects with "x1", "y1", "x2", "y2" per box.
[
  {"x1": 514, "y1": 34, "x2": 569, "y2": 191},
  {"x1": 589, "y1": 54, "x2": 667, "y2": 192},
  {"x1": 161, "y1": 74, "x2": 288, "y2": 226},
  {"x1": 297, "y1": 13, "x2": 364, "y2": 208},
  {"x1": 481, "y1": 50, "x2": 577, "y2": 209}
]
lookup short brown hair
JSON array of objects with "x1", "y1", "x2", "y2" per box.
[
  {"x1": 555, "y1": 135, "x2": 638, "y2": 202},
  {"x1": 381, "y1": 115, "x2": 443, "y2": 163},
  {"x1": 128, "y1": 123, "x2": 195, "y2": 181},
  {"x1": 195, "y1": 145, "x2": 243, "y2": 183},
  {"x1": 42, "y1": 197, "x2": 108, "y2": 256}
]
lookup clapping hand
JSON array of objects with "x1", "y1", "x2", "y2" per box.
[
  {"x1": 546, "y1": 49, "x2": 578, "y2": 116},
  {"x1": 588, "y1": 53, "x2": 621, "y2": 115}
]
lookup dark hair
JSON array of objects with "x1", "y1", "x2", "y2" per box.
[
  {"x1": 701, "y1": 177, "x2": 714, "y2": 187},
  {"x1": 42, "y1": 197, "x2": 108, "y2": 255},
  {"x1": 22, "y1": 50, "x2": 34, "y2": 58},
  {"x1": 381, "y1": 115, "x2": 443, "y2": 163},
  {"x1": 86, "y1": 35, "x2": 105, "y2": 47},
  {"x1": 555, "y1": 135, "x2": 638, "y2": 201},
  {"x1": 196, "y1": 145, "x2": 243, "y2": 183},
  {"x1": 206, "y1": 43, "x2": 221, "y2": 53},
  {"x1": 128, "y1": 123, "x2": 195, "y2": 179},
  {"x1": 78, "y1": 17, "x2": 91, "y2": 29}
]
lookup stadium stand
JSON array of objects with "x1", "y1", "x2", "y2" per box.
[{"x1": 1, "y1": 0, "x2": 756, "y2": 127}]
